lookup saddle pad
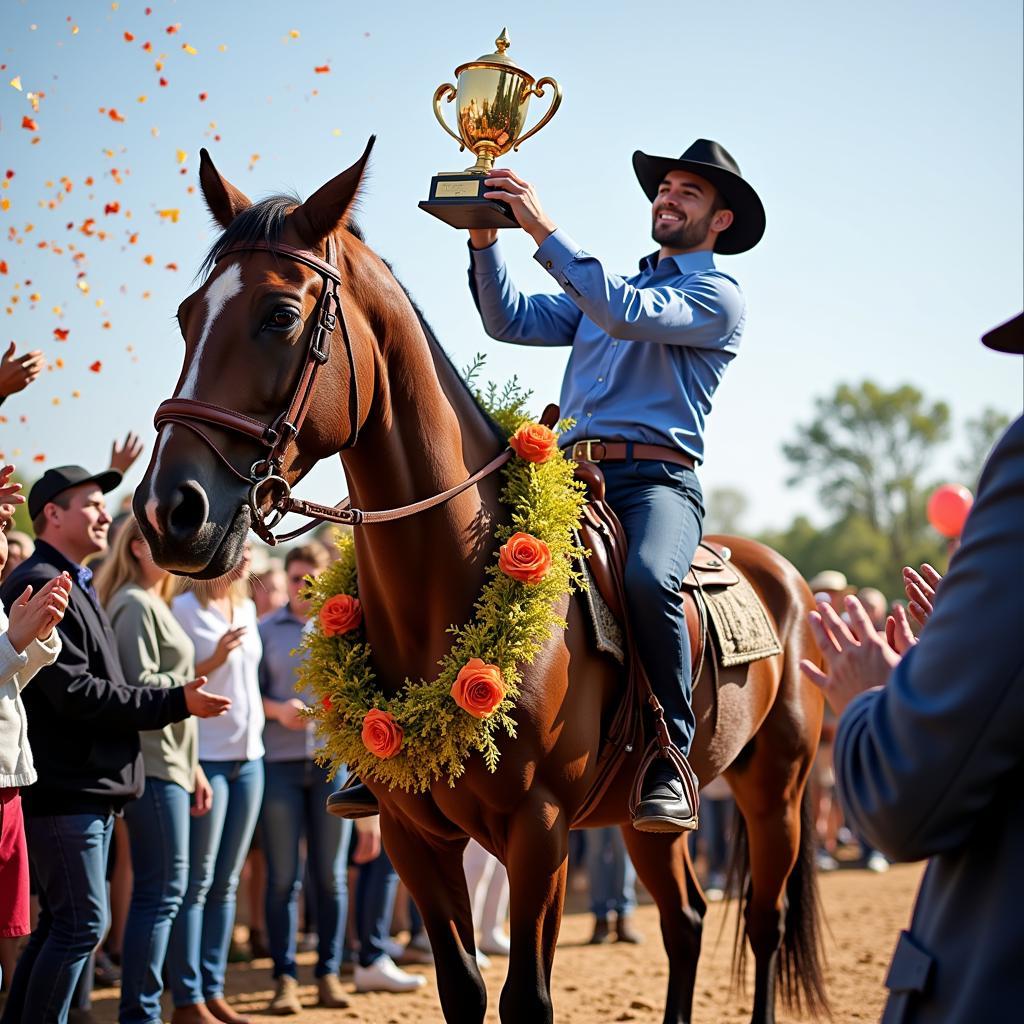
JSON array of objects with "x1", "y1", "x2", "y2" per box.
[
  {"x1": 702, "y1": 568, "x2": 782, "y2": 667},
  {"x1": 579, "y1": 555, "x2": 625, "y2": 664}
]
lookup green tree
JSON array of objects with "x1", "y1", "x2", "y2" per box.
[
  {"x1": 958, "y1": 407, "x2": 1012, "y2": 487},
  {"x1": 705, "y1": 485, "x2": 749, "y2": 535},
  {"x1": 782, "y1": 381, "x2": 951, "y2": 585}
]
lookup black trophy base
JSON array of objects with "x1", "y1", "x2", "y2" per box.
[{"x1": 419, "y1": 173, "x2": 519, "y2": 229}]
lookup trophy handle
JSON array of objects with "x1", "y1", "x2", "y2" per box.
[
  {"x1": 432, "y1": 83, "x2": 465, "y2": 152},
  {"x1": 513, "y1": 76, "x2": 563, "y2": 151}
]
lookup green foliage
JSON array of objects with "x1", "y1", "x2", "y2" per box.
[
  {"x1": 297, "y1": 397, "x2": 587, "y2": 793},
  {"x1": 958, "y1": 407, "x2": 1012, "y2": 487},
  {"x1": 782, "y1": 380, "x2": 953, "y2": 584}
]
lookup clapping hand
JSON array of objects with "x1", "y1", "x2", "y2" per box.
[
  {"x1": 183, "y1": 676, "x2": 231, "y2": 719},
  {"x1": 902, "y1": 564, "x2": 942, "y2": 626},
  {"x1": 6, "y1": 573, "x2": 73, "y2": 651},
  {"x1": 0, "y1": 465, "x2": 25, "y2": 524},
  {"x1": 800, "y1": 595, "x2": 901, "y2": 717},
  {"x1": 0, "y1": 342, "x2": 44, "y2": 398},
  {"x1": 108, "y1": 432, "x2": 145, "y2": 475}
]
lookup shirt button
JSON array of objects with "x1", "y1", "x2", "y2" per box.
[
  {"x1": 597, "y1": 377, "x2": 604, "y2": 383},
  {"x1": 611, "y1": 341, "x2": 618, "y2": 347},
  {"x1": 544, "y1": 259, "x2": 553, "y2": 269},
  {"x1": 586, "y1": 411, "x2": 593, "y2": 417}
]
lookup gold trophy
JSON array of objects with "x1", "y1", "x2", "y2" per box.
[{"x1": 419, "y1": 29, "x2": 562, "y2": 229}]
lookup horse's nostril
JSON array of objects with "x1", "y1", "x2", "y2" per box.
[{"x1": 167, "y1": 481, "x2": 209, "y2": 538}]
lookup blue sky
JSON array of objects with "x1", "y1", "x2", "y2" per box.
[{"x1": 1, "y1": 0, "x2": 1021, "y2": 532}]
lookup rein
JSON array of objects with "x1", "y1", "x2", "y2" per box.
[{"x1": 153, "y1": 238, "x2": 513, "y2": 545}]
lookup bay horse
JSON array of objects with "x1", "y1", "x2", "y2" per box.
[{"x1": 135, "y1": 139, "x2": 828, "y2": 1024}]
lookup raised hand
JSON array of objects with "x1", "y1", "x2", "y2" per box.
[
  {"x1": 885, "y1": 603, "x2": 918, "y2": 656},
  {"x1": 0, "y1": 342, "x2": 45, "y2": 398},
  {"x1": 183, "y1": 676, "x2": 231, "y2": 719},
  {"x1": 800, "y1": 595, "x2": 901, "y2": 717},
  {"x1": 6, "y1": 573, "x2": 73, "y2": 651},
  {"x1": 0, "y1": 465, "x2": 25, "y2": 518},
  {"x1": 109, "y1": 432, "x2": 145, "y2": 475},
  {"x1": 902, "y1": 564, "x2": 942, "y2": 627},
  {"x1": 482, "y1": 168, "x2": 557, "y2": 245}
]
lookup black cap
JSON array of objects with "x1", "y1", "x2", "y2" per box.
[
  {"x1": 28, "y1": 465, "x2": 122, "y2": 520},
  {"x1": 981, "y1": 312, "x2": 1024, "y2": 355}
]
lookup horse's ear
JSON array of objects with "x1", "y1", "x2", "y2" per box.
[
  {"x1": 294, "y1": 136, "x2": 375, "y2": 246},
  {"x1": 198, "y1": 148, "x2": 252, "y2": 229}
]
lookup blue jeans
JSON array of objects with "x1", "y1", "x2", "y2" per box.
[
  {"x1": 355, "y1": 849, "x2": 399, "y2": 968},
  {"x1": 167, "y1": 759, "x2": 264, "y2": 1006},
  {"x1": 1, "y1": 812, "x2": 113, "y2": 1024},
  {"x1": 119, "y1": 778, "x2": 191, "y2": 1024},
  {"x1": 601, "y1": 459, "x2": 704, "y2": 755},
  {"x1": 262, "y1": 760, "x2": 350, "y2": 979},
  {"x1": 586, "y1": 827, "x2": 637, "y2": 918}
]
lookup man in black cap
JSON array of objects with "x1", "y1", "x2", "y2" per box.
[
  {"x1": 455, "y1": 140, "x2": 764, "y2": 832},
  {"x1": 0, "y1": 465, "x2": 230, "y2": 1024}
]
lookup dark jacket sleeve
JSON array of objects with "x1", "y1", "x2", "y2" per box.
[
  {"x1": 834, "y1": 416, "x2": 1024, "y2": 862},
  {"x1": 5, "y1": 571, "x2": 188, "y2": 731}
]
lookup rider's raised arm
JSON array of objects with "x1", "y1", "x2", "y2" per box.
[
  {"x1": 534, "y1": 228, "x2": 744, "y2": 350},
  {"x1": 467, "y1": 238, "x2": 582, "y2": 347}
]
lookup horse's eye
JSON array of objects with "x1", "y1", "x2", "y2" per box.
[{"x1": 264, "y1": 309, "x2": 300, "y2": 332}]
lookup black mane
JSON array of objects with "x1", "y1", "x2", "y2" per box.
[{"x1": 199, "y1": 196, "x2": 503, "y2": 443}]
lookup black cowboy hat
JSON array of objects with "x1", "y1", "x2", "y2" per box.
[
  {"x1": 981, "y1": 311, "x2": 1024, "y2": 355},
  {"x1": 28, "y1": 464, "x2": 122, "y2": 520},
  {"x1": 632, "y1": 139, "x2": 766, "y2": 255}
]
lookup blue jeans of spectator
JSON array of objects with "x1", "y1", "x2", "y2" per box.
[
  {"x1": 0, "y1": 812, "x2": 113, "y2": 1024},
  {"x1": 262, "y1": 760, "x2": 350, "y2": 979},
  {"x1": 119, "y1": 778, "x2": 191, "y2": 1024},
  {"x1": 586, "y1": 827, "x2": 636, "y2": 918},
  {"x1": 167, "y1": 758, "x2": 264, "y2": 1006},
  {"x1": 355, "y1": 848, "x2": 399, "y2": 968},
  {"x1": 600, "y1": 459, "x2": 704, "y2": 755}
]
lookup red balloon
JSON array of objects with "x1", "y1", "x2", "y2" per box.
[{"x1": 927, "y1": 484, "x2": 974, "y2": 538}]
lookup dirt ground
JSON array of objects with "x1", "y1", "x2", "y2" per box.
[{"x1": 87, "y1": 862, "x2": 922, "y2": 1024}]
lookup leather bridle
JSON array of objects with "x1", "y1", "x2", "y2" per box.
[{"x1": 153, "y1": 237, "x2": 512, "y2": 546}]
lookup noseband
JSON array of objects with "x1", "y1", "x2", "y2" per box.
[{"x1": 154, "y1": 237, "x2": 513, "y2": 546}]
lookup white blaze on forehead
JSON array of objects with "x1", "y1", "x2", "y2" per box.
[{"x1": 179, "y1": 261, "x2": 243, "y2": 399}]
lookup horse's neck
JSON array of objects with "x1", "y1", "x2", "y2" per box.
[{"x1": 340, "y1": 268, "x2": 503, "y2": 688}]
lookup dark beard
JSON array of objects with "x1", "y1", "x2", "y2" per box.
[{"x1": 651, "y1": 207, "x2": 715, "y2": 251}]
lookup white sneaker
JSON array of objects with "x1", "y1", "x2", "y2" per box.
[
  {"x1": 479, "y1": 930, "x2": 510, "y2": 957},
  {"x1": 866, "y1": 852, "x2": 890, "y2": 874},
  {"x1": 381, "y1": 938, "x2": 407, "y2": 961},
  {"x1": 475, "y1": 949, "x2": 491, "y2": 970},
  {"x1": 354, "y1": 955, "x2": 427, "y2": 993}
]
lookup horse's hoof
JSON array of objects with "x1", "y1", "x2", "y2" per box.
[{"x1": 326, "y1": 782, "x2": 379, "y2": 819}]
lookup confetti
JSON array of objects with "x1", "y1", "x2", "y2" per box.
[
  {"x1": 176, "y1": 149, "x2": 188, "y2": 164},
  {"x1": 76, "y1": 280, "x2": 90, "y2": 294},
  {"x1": 159, "y1": 77, "x2": 168, "y2": 87},
  {"x1": 124, "y1": 31, "x2": 135, "y2": 42},
  {"x1": 108, "y1": 108, "x2": 126, "y2": 122},
  {"x1": 32, "y1": 454, "x2": 46, "y2": 463},
  {"x1": 21, "y1": 116, "x2": 37, "y2": 131},
  {"x1": 137, "y1": 95, "x2": 147, "y2": 103},
  {"x1": 143, "y1": 254, "x2": 154, "y2": 265},
  {"x1": 89, "y1": 361, "x2": 102, "y2": 373},
  {"x1": 314, "y1": 65, "x2": 330, "y2": 74},
  {"x1": 104, "y1": 202, "x2": 120, "y2": 214},
  {"x1": 289, "y1": 29, "x2": 301, "y2": 39},
  {"x1": 157, "y1": 209, "x2": 180, "y2": 223},
  {"x1": 218, "y1": 44, "x2": 228, "y2": 52},
  {"x1": 198, "y1": 92, "x2": 208, "y2": 101},
  {"x1": 182, "y1": 43, "x2": 198, "y2": 55},
  {"x1": 142, "y1": 41, "x2": 152, "y2": 52},
  {"x1": 0, "y1": 262, "x2": 7, "y2": 275},
  {"x1": 166, "y1": 24, "x2": 181, "y2": 34}
]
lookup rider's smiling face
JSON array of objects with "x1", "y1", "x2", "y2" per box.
[{"x1": 651, "y1": 170, "x2": 733, "y2": 254}]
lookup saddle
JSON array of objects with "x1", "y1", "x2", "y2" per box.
[{"x1": 571, "y1": 459, "x2": 741, "y2": 826}]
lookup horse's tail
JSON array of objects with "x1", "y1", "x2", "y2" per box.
[{"x1": 727, "y1": 785, "x2": 830, "y2": 1018}]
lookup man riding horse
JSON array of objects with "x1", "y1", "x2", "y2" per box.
[{"x1": 333, "y1": 139, "x2": 765, "y2": 833}]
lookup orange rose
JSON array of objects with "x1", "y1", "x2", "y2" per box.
[
  {"x1": 319, "y1": 594, "x2": 362, "y2": 637},
  {"x1": 450, "y1": 658, "x2": 506, "y2": 719},
  {"x1": 509, "y1": 423, "x2": 558, "y2": 463},
  {"x1": 498, "y1": 531, "x2": 552, "y2": 585},
  {"x1": 361, "y1": 708, "x2": 403, "y2": 759}
]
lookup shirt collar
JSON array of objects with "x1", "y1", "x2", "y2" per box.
[
  {"x1": 638, "y1": 248, "x2": 717, "y2": 275},
  {"x1": 34, "y1": 539, "x2": 86, "y2": 578},
  {"x1": 267, "y1": 603, "x2": 306, "y2": 627}
]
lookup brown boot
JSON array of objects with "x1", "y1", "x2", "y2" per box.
[
  {"x1": 204, "y1": 997, "x2": 252, "y2": 1024},
  {"x1": 588, "y1": 915, "x2": 612, "y2": 945},
  {"x1": 615, "y1": 912, "x2": 644, "y2": 944},
  {"x1": 269, "y1": 975, "x2": 302, "y2": 1015},
  {"x1": 171, "y1": 1005, "x2": 220, "y2": 1024},
  {"x1": 317, "y1": 973, "x2": 351, "y2": 1008}
]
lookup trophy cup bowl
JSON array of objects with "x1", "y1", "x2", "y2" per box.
[{"x1": 420, "y1": 29, "x2": 562, "y2": 229}]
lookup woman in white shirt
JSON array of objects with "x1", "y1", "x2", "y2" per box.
[{"x1": 167, "y1": 544, "x2": 264, "y2": 1024}]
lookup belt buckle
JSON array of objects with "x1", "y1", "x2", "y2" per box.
[{"x1": 572, "y1": 439, "x2": 605, "y2": 463}]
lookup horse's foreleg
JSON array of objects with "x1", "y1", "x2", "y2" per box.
[
  {"x1": 379, "y1": 812, "x2": 486, "y2": 1024},
  {"x1": 621, "y1": 827, "x2": 704, "y2": 1024},
  {"x1": 498, "y1": 804, "x2": 569, "y2": 1024}
]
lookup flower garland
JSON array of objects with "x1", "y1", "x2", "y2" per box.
[{"x1": 297, "y1": 399, "x2": 588, "y2": 793}]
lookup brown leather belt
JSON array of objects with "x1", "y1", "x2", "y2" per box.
[{"x1": 569, "y1": 439, "x2": 696, "y2": 471}]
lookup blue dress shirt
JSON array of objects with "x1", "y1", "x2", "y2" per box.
[{"x1": 468, "y1": 228, "x2": 746, "y2": 463}]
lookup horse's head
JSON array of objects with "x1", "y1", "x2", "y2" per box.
[{"x1": 135, "y1": 139, "x2": 377, "y2": 577}]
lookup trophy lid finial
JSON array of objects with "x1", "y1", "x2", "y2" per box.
[
  {"x1": 464, "y1": 28, "x2": 527, "y2": 72},
  {"x1": 495, "y1": 28, "x2": 510, "y2": 54}
]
